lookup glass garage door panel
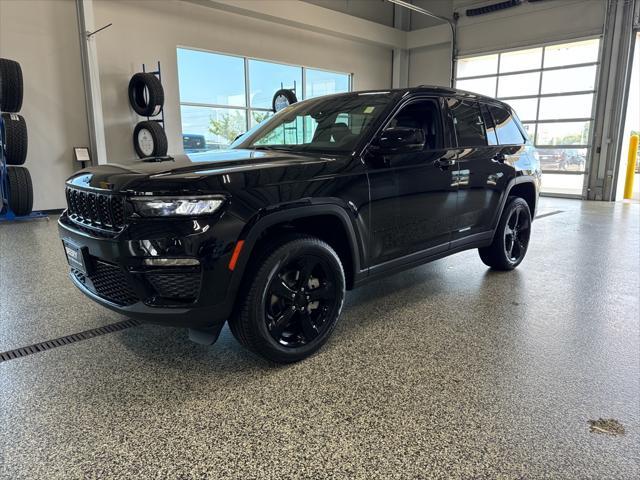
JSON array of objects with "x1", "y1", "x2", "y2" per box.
[
  {"x1": 543, "y1": 39, "x2": 600, "y2": 68},
  {"x1": 457, "y1": 54, "x2": 499, "y2": 78},
  {"x1": 499, "y1": 47, "x2": 543, "y2": 73},
  {"x1": 504, "y1": 99, "x2": 538, "y2": 122},
  {"x1": 536, "y1": 121, "x2": 590, "y2": 146},
  {"x1": 538, "y1": 94, "x2": 594, "y2": 120},
  {"x1": 541, "y1": 65, "x2": 597, "y2": 94},
  {"x1": 498, "y1": 72, "x2": 540, "y2": 98},
  {"x1": 538, "y1": 148, "x2": 588, "y2": 172},
  {"x1": 541, "y1": 173, "x2": 585, "y2": 195},
  {"x1": 457, "y1": 77, "x2": 497, "y2": 97}
]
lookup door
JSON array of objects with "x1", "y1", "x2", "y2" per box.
[
  {"x1": 445, "y1": 98, "x2": 516, "y2": 242},
  {"x1": 365, "y1": 97, "x2": 459, "y2": 265}
]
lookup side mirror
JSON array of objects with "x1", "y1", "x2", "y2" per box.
[{"x1": 377, "y1": 127, "x2": 425, "y2": 153}]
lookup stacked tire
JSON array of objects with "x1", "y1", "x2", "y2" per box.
[
  {"x1": 128, "y1": 72, "x2": 168, "y2": 159},
  {"x1": 0, "y1": 58, "x2": 33, "y2": 216}
]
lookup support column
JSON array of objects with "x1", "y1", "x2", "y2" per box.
[
  {"x1": 76, "y1": 0, "x2": 107, "y2": 165},
  {"x1": 391, "y1": 5, "x2": 409, "y2": 88},
  {"x1": 588, "y1": 0, "x2": 638, "y2": 200}
]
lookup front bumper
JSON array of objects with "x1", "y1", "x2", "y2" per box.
[{"x1": 58, "y1": 211, "x2": 244, "y2": 331}]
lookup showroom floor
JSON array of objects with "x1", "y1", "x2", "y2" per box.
[{"x1": 1, "y1": 198, "x2": 638, "y2": 479}]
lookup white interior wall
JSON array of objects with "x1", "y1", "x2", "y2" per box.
[
  {"x1": 0, "y1": 0, "x2": 89, "y2": 210},
  {"x1": 93, "y1": 0, "x2": 393, "y2": 164}
]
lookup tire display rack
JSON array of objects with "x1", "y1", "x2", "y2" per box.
[
  {"x1": 0, "y1": 58, "x2": 45, "y2": 223},
  {"x1": 129, "y1": 62, "x2": 170, "y2": 160}
]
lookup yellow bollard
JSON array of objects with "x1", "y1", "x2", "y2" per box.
[{"x1": 624, "y1": 134, "x2": 639, "y2": 200}]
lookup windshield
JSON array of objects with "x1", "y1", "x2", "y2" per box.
[{"x1": 232, "y1": 93, "x2": 394, "y2": 153}]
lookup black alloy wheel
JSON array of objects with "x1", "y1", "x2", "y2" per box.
[
  {"x1": 503, "y1": 204, "x2": 531, "y2": 264},
  {"x1": 229, "y1": 235, "x2": 345, "y2": 363},
  {"x1": 478, "y1": 196, "x2": 531, "y2": 270},
  {"x1": 265, "y1": 254, "x2": 340, "y2": 347}
]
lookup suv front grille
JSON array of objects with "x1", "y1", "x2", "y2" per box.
[
  {"x1": 72, "y1": 261, "x2": 138, "y2": 306},
  {"x1": 65, "y1": 187, "x2": 125, "y2": 232}
]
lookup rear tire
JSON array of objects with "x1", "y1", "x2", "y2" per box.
[
  {"x1": 6, "y1": 166, "x2": 33, "y2": 216},
  {"x1": 479, "y1": 196, "x2": 531, "y2": 271},
  {"x1": 229, "y1": 235, "x2": 345, "y2": 363}
]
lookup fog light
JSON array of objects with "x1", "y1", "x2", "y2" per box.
[{"x1": 143, "y1": 258, "x2": 200, "y2": 267}]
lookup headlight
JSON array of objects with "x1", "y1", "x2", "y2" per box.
[{"x1": 131, "y1": 196, "x2": 224, "y2": 217}]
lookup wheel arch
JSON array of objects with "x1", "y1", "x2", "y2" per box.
[
  {"x1": 509, "y1": 179, "x2": 538, "y2": 218},
  {"x1": 230, "y1": 204, "x2": 364, "y2": 296}
]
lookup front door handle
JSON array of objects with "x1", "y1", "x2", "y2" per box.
[{"x1": 435, "y1": 158, "x2": 456, "y2": 169}]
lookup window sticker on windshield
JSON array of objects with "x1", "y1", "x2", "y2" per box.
[{"x1": 364, "y1": 106, "x2": 376, "y2": 114}]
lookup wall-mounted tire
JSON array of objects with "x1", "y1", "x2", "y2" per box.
[
  {"x1": 272, "y1": 89, "x2": 297, "y2": 112},
  {"x1": 6, "y1": 166, "x2": 33, "y2": 216},
  {"x1": 0, "y1": 58, "x2": 24, "y2": 113},
  {"x1": 128, "y1": 72, "x2": 164, "y2": 117},
  {"x1": 1, "y1": 113, "x2": 28, "y2": 165},
  {"x1": 133, "y1": 120, "x2": 168, "y2": 158}
]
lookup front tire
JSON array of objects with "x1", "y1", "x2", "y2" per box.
[
  {"x1": 229, "y1": 235, "x2": 345, "y2": 363},
  {"x1": 479, "y1": 196, "x2": 531, "y2": 271}
]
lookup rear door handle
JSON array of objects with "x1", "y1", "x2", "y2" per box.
[{"x1": 435, "y1": 158, "x2": 456, "y2": 169}]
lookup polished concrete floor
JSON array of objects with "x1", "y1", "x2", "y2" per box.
[{"x1": 0, "y1": 198, "x2": 638, "y2": 479}]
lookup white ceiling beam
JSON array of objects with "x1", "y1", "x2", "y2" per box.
[{"x1": 406, "y1": 23, "x2": 452, "y2": 50}]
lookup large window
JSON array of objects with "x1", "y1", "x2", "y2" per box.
[
  {"x1": 455, "y1": 38, "x2": 601, "y2": 196},
  {"x1": 177, "y1": 48, "x2": 351, "y2": 152}
]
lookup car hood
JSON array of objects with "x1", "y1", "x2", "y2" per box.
[{"x1": 66, "y1": 149, "x2": 344, "y2": 192}]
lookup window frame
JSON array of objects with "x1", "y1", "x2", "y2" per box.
[
  {"x1": 454, "y1": 35, "x2": 603, "y2": 198},
  {"x1": 379, "y1": 96, "x2": 447, "y2": 151},
  {"x1": 176, "y1": 46, "x2": 352, "y2": 147},
  {"x1": 486, "y1": 103, "x2": 526, "y2": 146},
  {"x1": 446, "y1": 97, "x2": 489, "y2": 148}
]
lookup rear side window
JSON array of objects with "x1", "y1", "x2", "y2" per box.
[
  {"x1": 481, "y1": 104, "x2": 498, "y2": 146},
  {"x1": 447, "y1": 98, "x2": 487, "y2": 147},
  {"x1": 489, "y1": 105, "x2": 525, "y2": 145}
]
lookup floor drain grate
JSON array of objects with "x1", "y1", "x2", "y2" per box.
[
  {"x1": 535, "y1": 210, "x2": 564, "y2": 219},
  {"x1": 0, "y1": 319, "x2": 142, "y2": 363}
]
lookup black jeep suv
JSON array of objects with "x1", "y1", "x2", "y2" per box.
[{"x1": 59, "y1": 87, "x2": 540, "y2": 363}]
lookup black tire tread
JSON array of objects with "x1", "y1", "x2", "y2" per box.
[
  {"x1": 478, "y1": 196, "x2": 530, "y2": 271},
  {"x1": 1, "y1": 113, "x2": 28, "y2": 165},
  {"x1": 128, "y1": 72, "x2": 164, "y2": 117},
  {"x1": 0, "y1": 58, "x2": 24, "y2": 113},
  {"x1": 228, "y1": 234, "x2": 344, "y2": 363},
  {"x1": 7, "y1": 166, "x2": 33, "y2": 216}
]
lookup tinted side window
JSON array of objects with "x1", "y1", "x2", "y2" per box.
[
  {"x1": 447, "y1": 98, "x2": 487, "y2": 147},
  {"x1": 388, "y1": 99, "x2": 443, "y2": 149},
  {"x1": 481, "y1": 104, "x2": 498, "y2": 145},
  {"x1": 490, "y1": 105, "x2": 525, "y2": 145}
]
